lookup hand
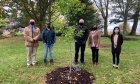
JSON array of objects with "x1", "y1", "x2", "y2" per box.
[
  {"x1": 75, "y1": 40, "x2": 77, "y2": 42},
  {"x1": 44, "y1": 43, "x2": 46, "y2": 44},
  {"x1": 33, "y1": 38, "x2": 36, "y2": 42},
  {"x1": 96, "y1": 45, "x2": 99, "y2": 48},
  {"x1": 30, "y1": 39, "x2": 34, "y2": 42}
]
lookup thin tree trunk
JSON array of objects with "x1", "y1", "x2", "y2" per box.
[
  {"x1": 104, "y1": 1, "x2": 108, "y2": 36},
  {"x1": 48, "y1": 4, "x2": 51, "y2": 23},
  {"x1": 123, "y1": 4, "x2": 129, "y2": 37},
  {"x1": 104, "y1": 18, "x2": 108, "y2": 36},
  {"x1": 129, "y1": 11, "x2": 139, "y2": 35}
]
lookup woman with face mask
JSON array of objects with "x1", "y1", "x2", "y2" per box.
[
  {"x1": 111, "y1": 27, "x2": 123, "y2": 69},
  {"x1": 88, "y1": 24, "x2": 101, "y2": 66}
]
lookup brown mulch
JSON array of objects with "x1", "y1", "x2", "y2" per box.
[
  {"x1": 124, "y1": 38, "x2": 139, "y2": 41},
  {"x1": 45, "y1": 67, "x2": 95, "y2": 84},
  {"x1": 0, "y1": 36, "x2": 5, "y2": 40},
  {"x1": 100, "y1": 44, "x2": 111, "y2": 48},
  {"x1": 136, "y1": 80, "x2": 140, "y2": 84},
  {"x1": 104, "y1": 35, "x2": 139, "y2": 41}
]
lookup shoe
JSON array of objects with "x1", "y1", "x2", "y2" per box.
[
  {"x1": 74, "y1": 61, "x2": 78, "y2": 65},
  {"x1": 112, "y1": 64, "x2": 116, "y2": 68},
  {"x1": 81, "y1": 62, "x2": 85, "y2": 64},
  {"x1": 44, "y1": 62, "x2": 47, "y2": 65},
  {"x1": 32, "y1": 64, "x2": 36, "y2": 67},
  {"x1": 94, "y1": 62, "x2": 97, "y2": 66},
  {"x1": 27, "y1": 63, "x2": 31, "y2": 67},
  {"x1": 50, "y1": 59, "x2": 54, "y2": 65},
  {"x1": 115, "y1": 65, "x2": 119, "y2": 69},
  {"x1": 92, "y1": 62, "x2": 95, "y2": 66},
  {"x1": 44, "y1": 59, "x2": 47, "y2": 65},
  {"x1": 27, "y1": 65, "x2": 30, "y2": 67}
]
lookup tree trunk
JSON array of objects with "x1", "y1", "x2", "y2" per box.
[
  {"x1": 104, "y1": 17, "x2": 108, "y2": 36},
  {"x1": 123, "y1": 17, "x2": 127, "y2": 36},
  {"x1": 129, "y1": 11, "x2": 139, "y2": 35},
  {"x1": 123, "y1": 4, "x2": 129, "y2": 37},
  {"x1": 48, "y1": 4, "x2": 51, "y2": 23},
  {"x1": 103, "y1": 0, "x2": 108, "y2": 36}
]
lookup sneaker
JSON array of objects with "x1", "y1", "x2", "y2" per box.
[
  {"x1": 115, "y1": 65, "x2": 119, "y2": 69},
  {"x1": 27, "y1": 64, "x2": 31, "y2": 67},
  {"x1": 27, "y1": 65, "x2": 30, "y2": 67},
  {"x1": 112, "y1": 64, "x2": 116, "y2": 68}
]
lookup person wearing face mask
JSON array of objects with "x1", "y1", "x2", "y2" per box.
[
  {"x1": 88, "y1": 24, "x2": 100, "y2": 66},
  {"x1": 23, "y1": 19, "x2": 40, "y2": 67},
  {"x1": 42, "y1": 22, "x2": 56, "y2": 65},
  {"x1": 111, "y1": 27, "x2": 123, "y2": 69},
  {"x1": 74, "y1": 19, "x2": 88, "y2": 64}
]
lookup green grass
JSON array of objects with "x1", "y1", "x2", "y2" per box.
[{"x1": 0, "y1": 36, "x2": 140, "y2": 84}]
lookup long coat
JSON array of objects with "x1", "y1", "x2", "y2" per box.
[
  {"x1": 23, "y1": 26, "x2": 40, "y2": 47},
  {"x1": 88, "y1": 30, "x2": 101, "y2": 49},
  {"x1": 111, "y1": 34, "x2": 123, "y2": 53}
]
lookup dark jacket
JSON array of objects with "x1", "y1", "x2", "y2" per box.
[
  {"x1": 111, "y1": 34, "x2": 123, "y2": 53},
  {"x1": 74, "y1": 25, "x2": 88, "y2": 43},
  {"x1": 42, "y1": 28, "x2": 56, "y2": 44}
]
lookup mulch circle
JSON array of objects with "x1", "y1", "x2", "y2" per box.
[
  {"x1": 124, "y1": 37, "x2": 139, "y2": 41},
  {"x1": 45, "y1": 67, "x2": 95, "y2": 84},
  {"x1": 100, "y1": 44, "x2": 111, "y2": 48},
  {"x1": 0, "y1": 36, "x2": 5, "y2": 40},
  {"x1": 103, "y1": 35, "x2": 139, "y2": 41}
]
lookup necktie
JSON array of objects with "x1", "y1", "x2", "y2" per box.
[{"x1": 31, "y1": 26, "x2": 34, "y2": 38}]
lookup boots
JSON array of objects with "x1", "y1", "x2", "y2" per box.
[
  {"x1": 94, "y1": 62, "x2": 97, "y2": 66},
  {"x1": 44, "y1": 59, "x2": 47, "y2": 65},
  {"x1": 50, "y1": 59, "x2": 54, "y2": 65}
]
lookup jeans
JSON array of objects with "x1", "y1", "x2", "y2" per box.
[
  {"x1": 91, "y1": 47, "x2": 99, "y2": 63},
  {"x1": 74, "y1": 42, "x2": 86, "y2": 63},
  {"x1": 43, "y1": 44, "x2": 53, "y2": 60}
]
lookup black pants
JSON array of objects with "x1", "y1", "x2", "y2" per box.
[
  {"x1": 74, "y1": 42, "x2": 86, "y2": 63},
  {"x1": 91, "y1": 47, "x2": 99, "y2": 63},
  {"x1": 112, "y1": 52, "x2": 120, "y2": 65}
]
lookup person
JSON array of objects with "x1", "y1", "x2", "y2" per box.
[
  {"x1": 74, "y1": 19, "x2": 88, "y2": 64},
  {"x1": 88, "y1": 24, "x2": 100, "y2": 66},
  {"x1": 111, "y1": 26, "x2": 123, "y2": 69},
  {"x1": 23, "y1": 19, "x2": 40, "y2": 67},
  {"x1": 42, "y1": 22, "x2": 56, "y2": 65}
]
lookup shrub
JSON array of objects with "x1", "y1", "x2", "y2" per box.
[
  {"x1": 119, "y1": 23, "x2": 131, "y2": 35},
  {"x1": 10, "y1": 32, "x2": 17, "y2": 37},
  {"x1": 2, "y1": 34, "x2": 11, "y2": 38},
  {"x1": 0, "y1": 30, "x2": 2, "y2": 35}
]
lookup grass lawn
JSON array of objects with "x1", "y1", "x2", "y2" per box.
[{"x1": 0, "y1": 35, "x2": 140, "y2": 84}]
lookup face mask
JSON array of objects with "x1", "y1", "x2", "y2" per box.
[
  {"x1": 114, "y1": 30, "x2": 119, "y2": 33},
  {"x1": 48, "y1": 26, "x2": 50, "y2": 28},
  {"x1": 30, "y1": 22, "x2": 35, "y2": 25},
  {"x1": 79, "y1": 23, "x2": 84, "y2": 26},
  {"x1": 92, "y1": 27, "x2": 97, "y2": 30}
]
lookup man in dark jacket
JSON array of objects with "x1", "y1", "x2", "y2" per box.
[
  {"x1": 74, "y1": 19, "x2": 88, "y2": 64},
  {"x1": 42, "y1": 22, "x2": 56, "y2": 65}
]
